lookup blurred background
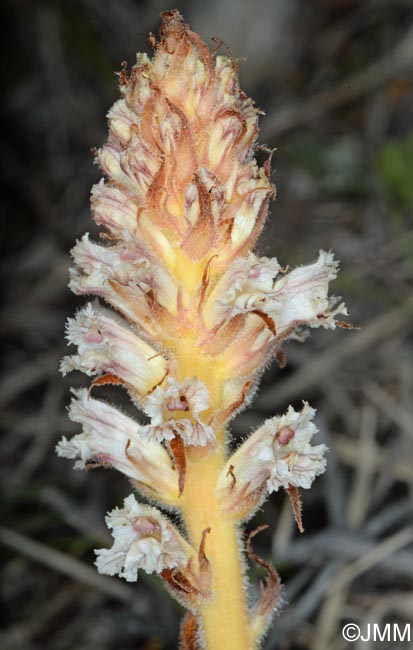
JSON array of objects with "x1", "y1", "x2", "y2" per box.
[{"x1": 1, "y1": 1, "x2": 412, "y2": 649}]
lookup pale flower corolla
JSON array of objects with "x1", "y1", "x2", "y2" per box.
[
  {"x1": 56, "y1": 389, "x2": 176, "y2": 496},
  {"x1": 255, "y1": 403, "x2": 327, "y2": 492},
  {"x1": 60, "y1": 303, "x2": 167, "y2": 393},
  {"x1": 69, "y1": 233, "x2": 178, "y2": 331},
  {"x1": 208, "y1": 250, "x2": 347, "y2": 340},
  {"x1": 139, "y1": 377, "x2": 215, "y2": 447},
  {"x1": 217, "y1": 403, "x2": 327, "y2": 518},
  {"x1": 95, "y1": 494, "x2": 192, "y2": 581}
]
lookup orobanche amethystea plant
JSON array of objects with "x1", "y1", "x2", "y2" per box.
[{"x1": 58, "y1": 11, "x2": 347, "y2": 650}]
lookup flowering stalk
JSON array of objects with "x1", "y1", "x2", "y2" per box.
[{"x1": 58, "y1": 11, "x2": 347, "y2": 649}]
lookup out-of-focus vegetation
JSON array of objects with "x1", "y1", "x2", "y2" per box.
[
  {"x1": 378, "y1": 135, "x2": 413, "y2": 207},
  {"x1": 1, "y1": 1, "x2": 412, "y2": 649}
]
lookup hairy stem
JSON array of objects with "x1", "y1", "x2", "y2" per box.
[
  {"x1": 172, "y1": 257, "x2": 251, "y2": 648},
  {"x1": 181, "y1": 446, "x2": 250, "y2": 649}
]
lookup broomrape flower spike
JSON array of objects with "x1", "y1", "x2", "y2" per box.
[{"x1": 58, "y1": 10, "x2": 347, "y2": 649}]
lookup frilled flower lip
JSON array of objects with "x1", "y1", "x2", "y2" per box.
[
  {"x1": 94, "y1": 494, "x2": 192, "y2": 581},
  {"x1": 138, "y1": 376, "x2": 215, "y2": 447},
  {"x1": 256, "y1": 403, "x2": 327, "y2": 491}
]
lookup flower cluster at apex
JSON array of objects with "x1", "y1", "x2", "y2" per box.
[{"x1": 57, "y1": 9, "x2": 346, "y2": 601}]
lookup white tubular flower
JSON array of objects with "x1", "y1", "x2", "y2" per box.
[
  {"x1": 56, "y1": 389, "x2": 176, "y2": 499},
  {"x1": 256, "y1": 403, "x2": 327, "y2": 492},
  {"x1": 60, "y1": 303, "x2": 167, "y2": 394},
  {"x1": 69, "y1": 234, "x2": 178, "y2": 320},
  {"x1": 69, "y1": 234, "x2": 151, "y2": 327},
  {"x1": 230, "y1": 169, "x2": 272, "y2": 248},
  {"x1": 140, "y1": 377, "x2": 215, "y2": 447},
  {"x1": 207, "y1": 250, "x2": 347, "y2": 338},
  {"x1": 95, "y1": 494, "x2": 193, "y2": 581},
  {"x1": 216, "y1": 403, "x2": 327, "y2": 520},
  {"x1": 268, "y1": 250, "x2": 347, "y2": 337}
]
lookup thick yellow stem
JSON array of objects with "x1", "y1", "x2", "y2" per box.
[
  {"x1": 180, "y1": 446, "x2": 251, "y2": 650},
  {"x1": 170, "y1": 251, "x2": 252, "y2": 649}
]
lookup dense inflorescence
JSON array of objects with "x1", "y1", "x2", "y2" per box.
[{"x1": 58, "y1": 11, "x2": 347, "y2": 649}]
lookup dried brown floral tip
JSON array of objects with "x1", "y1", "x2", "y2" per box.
[
  {"x1": 198, "y1": 527, "x2": 212, "y2": 569},
  {"x1": 247, "y1": 526, "x2": 282, "y2": 645},
  {"x1": 180, "y1": 611, "x2": 200, "y2": 650},
  {"x1": 286, "y1": 484, "x2": 305, "y2": 533},
  {"x1": 170, "y1": 434, "x2": 187, "y2": 496}
]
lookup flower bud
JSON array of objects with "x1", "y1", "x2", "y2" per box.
[
  {"x1": 107, "y1": 99, "x2": 138, "y2": 145},
  {"x1": 91, "y1": 180, "x2": 141, "y2": 240}
]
